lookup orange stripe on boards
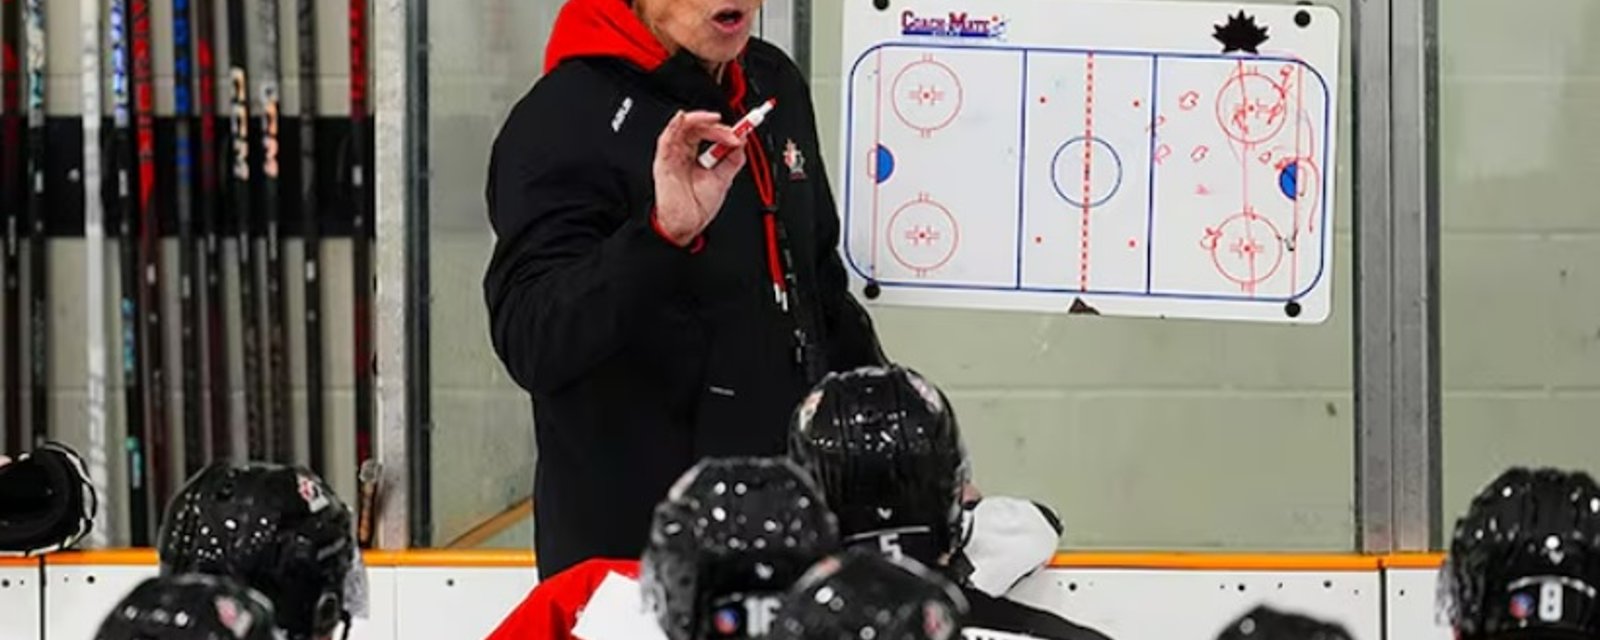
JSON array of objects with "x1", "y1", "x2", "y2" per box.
[
  {"x1": 1048, "y1": 552, "x2": 1381, "y2": 572},
  {"x1": 36, "y1": 550, "x2": 1446, "y2": 571},
  {"x1": 45, "y1": 549, "x2": 158, "y2": 565},
  {"x1": 1380, "y1": 553, "x2": 1446, "y2": 569}
]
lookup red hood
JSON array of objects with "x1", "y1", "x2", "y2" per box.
[{"x1": 543, "y1": 0, "x2": 671, "y2": 75}]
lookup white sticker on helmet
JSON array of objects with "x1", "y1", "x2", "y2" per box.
[
  {"x1": 215, "y1": 596, "x2": 256, "y2": 639},
  {"x1": 297, "y1": 475, "x2": 330, "y2": 513},
  {"x1": 906, "y1": 372, "x2": 944, "y2": 413},
  {"x1": 796, "y1": 389, "x2": 824, "y2": 431}
]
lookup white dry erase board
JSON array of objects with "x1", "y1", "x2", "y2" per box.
[{"x1": 838, "y1": 0, "x2": 1342, "y2": 323}]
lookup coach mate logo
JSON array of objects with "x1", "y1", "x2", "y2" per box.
[{"x1": 612, "y1": 96, "x2": 633, "y2": 132}]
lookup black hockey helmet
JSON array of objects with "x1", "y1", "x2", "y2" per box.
[
  {"x1": 640, "y1": 457, "x2": 841, "y2": 640},
  {"x1": 94, "y1": 573, "x2": 282, "y2": 640},
  {"x1": 158, "y1": 462, "x2": 360, "y2": 640},
  {"x1": 1214, "y1": 605, "x2": 1354, "y2": 640},
  {"x1": 0, "y1": 441, "x2": 98, "y2": 556},
  {"x1": 786, "y1": 365, "x2": 970, "y2": 566},
  {"x1": 1441, "y1": 467, "x2": 1600, "y2": 640},
  {"x1": 770, "y1": 548, "x2": 968, "y2": 640}
]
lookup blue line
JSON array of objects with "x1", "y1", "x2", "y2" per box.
[
  {"x1": 843, "y1": 58, "x2": 861, "y2": 278},
  {"x1": 1014, "y1": 51, "x2": 1029, "y2": 290},
  {"x1": 1144, "y1": 56, "x2": 1159, "y2": 294},
  {"x1": 865, "y1": 279, "x2": 1301, "y2": 304}
]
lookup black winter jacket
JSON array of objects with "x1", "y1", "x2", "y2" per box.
[{"x1": 484, "y1": 3, "x2": 881, "y2": 578}]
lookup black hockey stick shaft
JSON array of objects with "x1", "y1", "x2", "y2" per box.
[
  {"x1": 174, "y1": 0, "x2": 203, "y2": 476},
  {"x1": 195, "y1": 0, "x2": 230, "y2": 462},
  {"x1": 132, "y1": 0, "x2": 171, "y2": 512},
  {"x1": 23, "y1": 0, "x2": 46, "y2": 448},
  {"x1": 227, "y1": 0, "x2": 264, "y2": 459},
  {"x1": 298, "y1": 0, "x2": 325, "y2": 474},
  {"x1": 110, "y1": 0, "x2": 152, "y2": 544},
  {"x1": 2, "y1": 0, "x2": 23, "y2": 454},
  {"x1": 351, "y1": 0, "x2": 373, "y2": 494},
  {"x1": 259, "y1": 0, "x2": 291, "y2": 465}
]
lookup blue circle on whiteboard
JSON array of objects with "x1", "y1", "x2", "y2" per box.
[
  {"x1": 1050, "y1": 136, "x2": 1123, "y2": 208},
  {"x1": 1278, "y1": 161, "x2": 1300, "y2": 200},
  {"x1": 874, "y1": 144, "x2": 896, "y2": 183}
]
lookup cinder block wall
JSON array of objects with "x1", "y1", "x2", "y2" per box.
[{"x1": 1435, "y1": 0, "x2": 1600, "y2": 524}]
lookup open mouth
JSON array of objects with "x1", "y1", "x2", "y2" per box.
[{"x1": 712, "y1": 8, "x2": 748, "y2": 29}]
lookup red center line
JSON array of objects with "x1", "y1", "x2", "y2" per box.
[
  {"x1": 1289, "y1": 62, "x2": 1305, "y2": 297},
  {"x1": 1079, "y1": 53, "x2": 1095, "y2": 292},
  {"x1": 1235, "y1": 61, "x2": 1258, "y2": 294}
]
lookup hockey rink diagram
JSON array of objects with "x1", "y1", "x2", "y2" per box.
[{"x1": 841, "y1": 42, "x2": 1336, "y2": 319}]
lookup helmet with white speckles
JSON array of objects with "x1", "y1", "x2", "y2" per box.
[
  {"x1": 157, "y1": 463, "x2": 357, "y2": 640},
  {"x1": 1442, "y1": 467, "x2": 1600, "y2": 639},
  {"x1": 94, "y1": 573, "x2": 283, "y2": 640},
  {"x1": 640, "y1": 457, "x2": 840, "y2": 640}
]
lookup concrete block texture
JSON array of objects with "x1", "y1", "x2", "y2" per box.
[{"x1": 1435, "y1": 0, "x2": 1600, "y2": 526}]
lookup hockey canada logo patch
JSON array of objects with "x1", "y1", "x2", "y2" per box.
[
  {"x1": 215, "y1": 596, "x2": 256, "y2": 639},
  {"x1": 1511, "y1": 592, "x2": 1535, "y2": 620},
  {"x1": 783, "y1": 138, "x2": 807, "y2": 181},
  {"x1": 923, "y1": 600, "x2": 955, "y2": 640},
  {"x1": 298, "y1": 475, "x2": 330, "y2": 513}
]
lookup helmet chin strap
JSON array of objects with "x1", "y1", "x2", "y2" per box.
[{"x1": 339, "y1": 611, "x2": 353, "y2": 640}]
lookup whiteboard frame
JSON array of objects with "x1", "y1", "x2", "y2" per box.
[{"x1": 834, "y1": 0, "x2": 1343, "y2": 325}]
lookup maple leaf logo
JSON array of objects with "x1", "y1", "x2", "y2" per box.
[{"x1": 1214, "y1": 11, "x2": 1269, "y2": 54}]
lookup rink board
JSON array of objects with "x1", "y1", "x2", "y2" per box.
[{"x1": 0, "y1": 552, "x2": 1460, "y2": 640}]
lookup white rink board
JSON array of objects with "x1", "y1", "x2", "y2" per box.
[
  {"x1": 1, "y1": 564, "x2": 1462, "y2": 640},
  {"x1": 43, "y1": 565, "x2": 158, "y2": 640},
  {"x1": 839, "y1": 0, "x2": 1342, "y2": 323},
  {"x1": 0, "y1": 565, "x2": 40, "y2": 640},
  {"x1": 1010, "y1": 569, "x2": 1381, "y2": 639},
  {"x1": 347, "y1": 568, "x2": 400, "y2": 640},
  {"x1": 1386, "y1": 568, "x2": 1453, "y2": 640},
  {"x1": 392, "y1": 567, "x2": 538, "y2": 640}
]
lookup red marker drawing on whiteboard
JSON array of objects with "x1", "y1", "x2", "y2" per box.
[{"x1": 699, "y1": 98, "x2": 777, "y2": 169}]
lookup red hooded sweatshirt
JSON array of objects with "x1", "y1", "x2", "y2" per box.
[{"x1": 542, "y1": 0, "x2": 670, "y2": 75}]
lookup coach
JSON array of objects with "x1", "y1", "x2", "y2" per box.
[{"x1": 483, "y1": 0, "x2": 884, "y2": 578}]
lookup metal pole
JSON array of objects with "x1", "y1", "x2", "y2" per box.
[
  {"x1": 403, "y1": 0, "x2": 433, "y2": 549},
  {"x1": 1390, "y1": 0, "x2": 1442, "y2": 552},
  {"x1": 1352, "y1": 0, "x2": 1441, "y2": 553},
  {"x1": 374, "y1": 0, "x2": 411, "y2": 549},
  {"x1": 1353, "y1": 0, "x2": 1397, "y2": 554}
]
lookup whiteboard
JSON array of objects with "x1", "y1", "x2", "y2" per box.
[{"x1": 838, "y1": 0, "x2": 1342, "y2": 323}]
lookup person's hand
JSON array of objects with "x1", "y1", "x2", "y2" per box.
[{"x1": 652, "y1": 110, "x2": 747, "y2": 247}]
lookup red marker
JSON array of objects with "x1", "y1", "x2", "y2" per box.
[{"x1": 699, "y1": 98, "x2": 776, "y2": 169}]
